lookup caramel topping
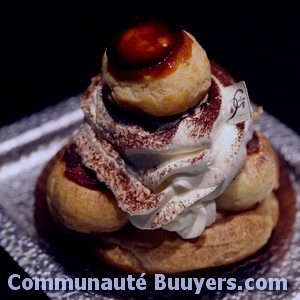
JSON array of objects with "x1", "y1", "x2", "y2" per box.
[
  {"x1": 106, "y1": 18, "x2": 192, "y2": 79},
  {"x1": 246, "y1": 130, "x2": 260, "y2": 154},
  {"x1": 64, "y1": 144, "x2": 103, "y2": 189}
]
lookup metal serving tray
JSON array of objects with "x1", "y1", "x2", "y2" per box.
[{"x1": 0, "y1": 95, "x2": 300, "y2": 299}]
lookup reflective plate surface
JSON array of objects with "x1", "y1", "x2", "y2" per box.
[{"x1": 1, "y1": 96, "x2": 300, "y2": 299}]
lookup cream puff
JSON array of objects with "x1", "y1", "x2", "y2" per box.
[{"x1": 102, "y1": 18, "x2": 211, "y2": 117}]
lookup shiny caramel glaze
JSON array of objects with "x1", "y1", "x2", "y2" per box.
[
  {"x1": 64, "y1": 143, "x2": 102, "y2": 189},
  {"x1": 106, "y1": 18, "x2": 192, "y2": 80},
  {"x1": 246, "y1": 130, "x2": 259, "y2": 154}
]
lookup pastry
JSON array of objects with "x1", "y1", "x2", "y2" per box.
[
  {"x1": 46, "y1": 17, "x2": 280, "y2": 274},
  {"x1": 102, "y1": 18, "x2": 211, "y2": 117}
]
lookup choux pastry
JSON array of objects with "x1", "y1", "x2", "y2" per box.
[{"x1": 102, "y1": 18, "x2": 211, "y2": 117}]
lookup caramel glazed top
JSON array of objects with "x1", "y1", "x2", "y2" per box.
[{"x1": 105, "y1": 18, "x2": 192, "y2": 80}]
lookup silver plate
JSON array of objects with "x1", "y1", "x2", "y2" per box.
[{"x1": 0, "y1": 96, "x2": 300, "y2": 300}]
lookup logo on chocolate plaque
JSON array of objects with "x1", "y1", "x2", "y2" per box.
[{"x1": 225, "y1": 81, "x2": 252, "y2": 125}]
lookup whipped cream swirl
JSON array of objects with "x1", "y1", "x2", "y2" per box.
[{"x1": 74, "y1": 64, "x2": 253, "y2": 239}]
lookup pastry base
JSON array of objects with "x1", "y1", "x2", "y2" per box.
[{"x1": 34, "y1": 149, "x2": 295, "y2": 275}]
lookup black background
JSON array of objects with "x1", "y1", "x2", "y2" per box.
[{"x1": 0, "y1": 0, "x2": 299, "y2": 298}]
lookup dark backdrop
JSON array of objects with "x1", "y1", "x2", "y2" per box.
[
  {"x1": 0, "y1": 1, "x2": 299, "y2": 297},
  {"x1": 1, "y1": 1, "x2": 299, "y2": 134}
]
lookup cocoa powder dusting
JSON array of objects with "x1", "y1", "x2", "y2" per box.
[
  {"x1": 152, "y1": 199, "x2": 188, "y2": 228},
  {"x1": 210, "y1": 61, "x2": 236, "y2": 87},
  {"x1": 74, "y1": 125, "x2": 160, "y2": 214},
  {"x1": 89, "y1": 78, "x2": 180, "y2": 151},
  {"x1": 188, "y1": 79, "x2": 221, "y2": 139}
]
